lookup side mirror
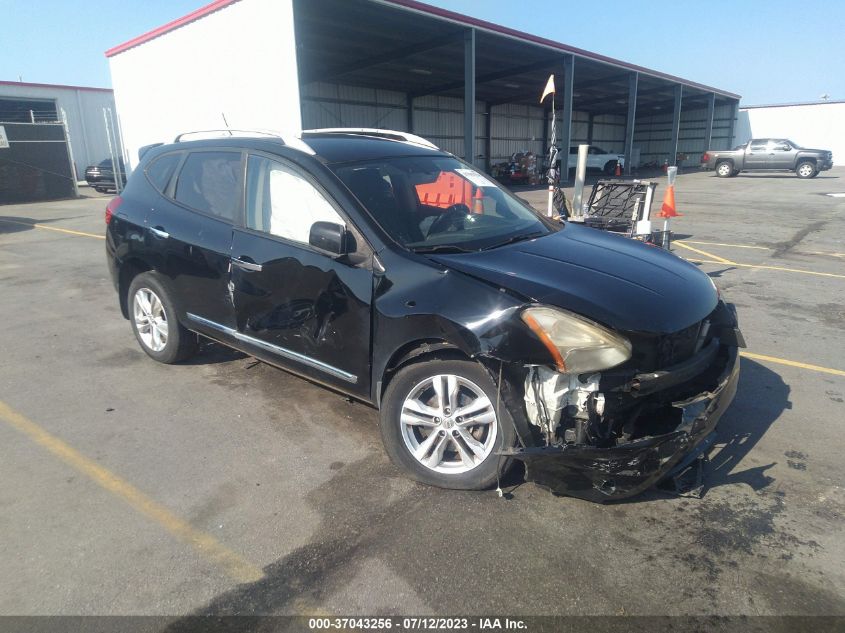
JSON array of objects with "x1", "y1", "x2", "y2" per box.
[
  {"x1": 780, "y1": 145, "x2": 791, "y2": 151},
  {"x1": 309, "y1": 221, "x2": 349, "y2": 256}
]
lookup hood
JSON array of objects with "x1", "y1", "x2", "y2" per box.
[{"x1": 430, "y1": 224, "x2": 718, "y2": 335}]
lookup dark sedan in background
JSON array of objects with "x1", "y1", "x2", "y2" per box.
[{"x1": 85, "y1": 158, "x2": 126, "y2": 192}]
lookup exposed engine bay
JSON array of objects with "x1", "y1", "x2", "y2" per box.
[{"x1": 506, "y1": 301, "x2": 745, "y2": 502}]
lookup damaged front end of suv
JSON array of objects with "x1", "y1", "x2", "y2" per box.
[{"x1": 496, "y1": 300, "x2": 743, "y2": 502}]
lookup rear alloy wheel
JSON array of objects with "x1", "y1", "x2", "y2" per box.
[
  {"x1": 380, "y1": 359, "x2": 515, "y2": 490},
  {"x1": 133, "y1": 288, "x2": 168, "y2": 352},
  {"x1": 796, "y1": 161, "x2": 817, "y2": 179},
  {"x1": 603, "y1": 160, "x2": 618, "y2": 176},
  {"x1": 128, "y1": 272, "x2": 197, "y2": 364},
  {"x1": 716, "y1": 161, "x2": 734, "y2": 177}
]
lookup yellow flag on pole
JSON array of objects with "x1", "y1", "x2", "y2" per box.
[{"x1": 540, "y1": 74, "x2": 555, "y2": 103}]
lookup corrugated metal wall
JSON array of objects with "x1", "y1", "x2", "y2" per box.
[
  {"x1": 301, "y1": 82, "x2": 734, "y2": 171},
  {"x1": 0, "y1": 84, "x2": 119, "y2": 176},
  {"x1": 301, "y1": 82, "x2": 407, "y2": 131},
  {"x1": 487, "y1": 103, "x2": 544, "y2": 164},
  {"x1": 632, "y1": 102, "x2": 735, "y2": 167},
  {"x1": 302, "y1": 82, "x2": 546, "y2": 168}
]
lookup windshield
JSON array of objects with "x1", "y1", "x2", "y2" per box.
[{"x1": 332, "y1": 155, "x2": 559, "y2": 252}]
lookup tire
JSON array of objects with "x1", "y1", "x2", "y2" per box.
[
  {"x1": 380, "y1": 358, "x2": 516, "y2": 490},
  {"x1": 603, "y1": 160, "x2": 618, "y2": 176},
  {"x1": 715, "y1": 161, "x2": 734, "y2": 177},
  {"x1": 127, "y1": 272, "x2": 198, "y2": 364},
  {"x1": 796, "y1": 161, "x2": 817, "y2": 179}
]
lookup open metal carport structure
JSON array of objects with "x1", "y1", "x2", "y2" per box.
[
  {"x1": 105, "y1": 0, "x2": 739, "y2": 174},
  {"x1": 294, "y1": 0, "x2": 740, "y2": 175}
]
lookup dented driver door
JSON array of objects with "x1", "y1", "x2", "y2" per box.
[{"x1": 228, "y1": 154, "x2": 374, "y2": 398}]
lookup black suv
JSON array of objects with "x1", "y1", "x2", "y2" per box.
[{"x1": 106, "y1": 129, "x2": 743, "y2": 501}]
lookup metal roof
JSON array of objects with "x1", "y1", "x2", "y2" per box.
[
  {"x1": 104, "y1": 0, "x2": 739, "y2": 113},
  {"x1": 0, "y1": 80, "x2": 113, "y2": 93},
  {"x1": 741, "y1": 100, "x2": 845, "y2": 109}
]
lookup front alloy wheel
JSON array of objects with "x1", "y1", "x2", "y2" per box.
[
  {"x1": 796, "y1": 161, "x2": 817, "y2": 178},
  {"x1": 380, "y1": 358, "x2": 515, "y2": 490},
  {"x1": 400, "y1": 374, "x2": 498, "y2": 474}
]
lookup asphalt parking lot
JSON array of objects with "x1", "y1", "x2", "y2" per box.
[{"x1": 1, "y1": 168, "x2": 844, "y2": 619}]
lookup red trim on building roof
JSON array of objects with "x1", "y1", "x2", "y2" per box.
[
  {"x1": 0, "y1": 80, "x2": 113, "y2": 93},
  {"x1": 105, "y1": 0, "x2": 240, "y2": 58},
  {"x1": 103, "y1": 0, "x2": 740, "y2": 100}
]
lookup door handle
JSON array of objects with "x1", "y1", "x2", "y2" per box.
[
  {"x1": 149, "y1": 226, "x2": 169, "y2": 239},
  {"x1": 231, "y1": 257, "x2": 263, "y2": 272}
]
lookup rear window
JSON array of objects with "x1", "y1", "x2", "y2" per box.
[
  {"x1": 174, "y1": 151, "x2": 242, "y2": 220},
  {"x1": 145, "y1": 153, "x2": 181, "y2": 192}
]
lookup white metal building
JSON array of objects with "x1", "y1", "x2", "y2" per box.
[
  {"x1": 106, "y1": 0, "x2": 740, "y2": 174},
  {"x1": 735, "y1": 101, "x2": 845, "y2": 161},
  {"x1": 0, "y1": 80, "x2": 119, "y2": 177}
]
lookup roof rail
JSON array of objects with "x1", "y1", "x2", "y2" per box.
[
  {"x1": 302, "y1": 128, "x2": 439, "y2": 150},
  {"x1": 172, "y1": 129, "x2": 315, "y2": 155}
]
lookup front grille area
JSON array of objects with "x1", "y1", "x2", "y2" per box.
[
  {"x1": 626, "y1": 318, "x2": 711, "y2": 373},
  {"x1": 655, "y1": 321, "x2": 703, "y2": 368}
]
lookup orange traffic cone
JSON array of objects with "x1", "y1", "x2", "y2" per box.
[
  {"x1": 472, "y1": 189, "x2": 484, "y2": 214},
  {"x1": 614, "y1": 162, "x2": 622, "y2": 177},
  {"x1": 657, "y1": 184, "x2": 681, "y2": 218}
]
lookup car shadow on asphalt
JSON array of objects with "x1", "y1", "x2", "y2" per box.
[
  {"x1": 735, "y1": 174, "x2": 839, "y2": 179},
  {"x1": 0, "y1": 216, "x2": 67, "y2": 235},
  {"x1": 628, "y1": 357, "x2": 788, "y2": 505},
  {"x1": 704, "y1": 357, "x2": 789, "y2": 493},
  {"x1": 182, "y1": 339, "x2": 249, "y2": 365}
]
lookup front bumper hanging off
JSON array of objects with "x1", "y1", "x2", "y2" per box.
[{"x1": 501, "y1": 345, "x2": 740, "y2": 503}]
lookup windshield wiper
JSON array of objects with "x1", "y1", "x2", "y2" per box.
[
  {"x1": 411, "y1": 244, "x2": 475, "y2": 254},
  {"x1": 481, "y1": 231, "x2": 545, "y2": 250}
]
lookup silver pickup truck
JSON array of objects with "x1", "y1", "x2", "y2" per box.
[{"x1": 701, "y1": 138, "x2": 833, "y2": 178}]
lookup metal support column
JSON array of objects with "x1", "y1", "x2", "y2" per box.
[
  {"x1": 703, "y1": 93, "x2": 715, "y2": 151},
  {"x1": 406, "y1": 94, "x2": 414, "y2": 133},
  {"x1": 587, "y1": 113, "x2": 595, "y2": 145},
  {"x1": 484, "y1": 102, "x2": 493, "y2": 173},
  {"x1": 727, "y1": 99, "x2": 739, "y2": 148},
  {"x1": 669, "y1": 84, "x2": 683, "y2": 167},
  {"x1": 463, "y1": 28, "x2": 476, "y2": 164},
  {"x1": 559, "y1": 54, "x2": 575, "y2": 181},
  {"x1": 623, "y1": 72, "x2": 638, "y2": 175}
]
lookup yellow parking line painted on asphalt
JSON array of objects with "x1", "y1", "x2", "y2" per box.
[
  {"x1": 673, "y1": 241, "x2": 736, "y2": 265},
  {"x1": 684, "y1": 257, "x2": 845, "y2": 280},
  {"x1": 0, "y1": 217, "x2": 105, "y2": 240},
  {"x1": 803, "y1": 250, "x2": 845, "y2": 259},
  {"x1": 741, "y1": 351, "x2": 845, "y2": 378},
  {"x1": 679, "y1": 240, "x2": 769, "y2": 251},
  {"x1": 679, "y1": 239, "x2": 845, "y2": 258},
  {"x1": 0, "y1": 399, "x2": 264, "y2": 584}
]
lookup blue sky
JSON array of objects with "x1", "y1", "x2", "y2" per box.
[{"x1": 1, "y1": 0, "x2": 842, "y2": 105}]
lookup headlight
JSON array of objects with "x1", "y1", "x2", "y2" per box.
[{"x1": 521, "y1": 306, "x2": 632, "y2": 374}]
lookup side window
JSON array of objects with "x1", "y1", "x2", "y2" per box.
[
  {"x1": 245, "y1": 155, "x2": 344, "y2": 245},
  {"x1": 145, "y1": 153, "x2": 181, "y2": 192},
  {"x1": 749, "y1": 140, "x2": 769, "y2": 151},
  {"x1": 174, "y1": 151, "x2": 242, "y2": 220}
]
